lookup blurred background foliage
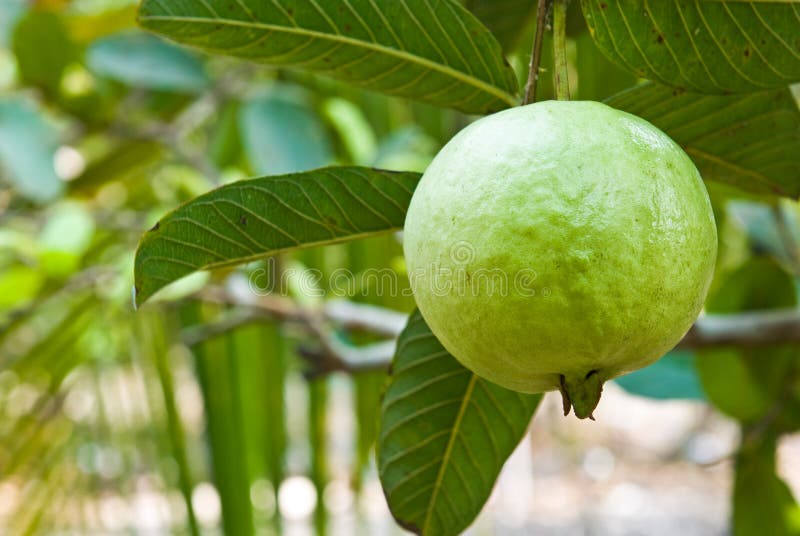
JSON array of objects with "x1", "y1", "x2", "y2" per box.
[{"x1": 1, "y1": 0, "x2": 799, "y2": 534}]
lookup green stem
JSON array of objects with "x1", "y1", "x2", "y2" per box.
[{"x1": 553, "y1": 0, "x2": 570, "y2": 100}]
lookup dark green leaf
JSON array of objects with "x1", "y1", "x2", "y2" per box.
[
  {"x1": 614, "y1": 351, "x2": 705, "y2": 400},
  {"x1": 87, "y1": 32, "x2": 209, "y2": 93},
  {"x1": 607, "y1": 83, "x2": 800, "y2": 198},
  {"x1": 137, "y1": 0, "x2": 518, "y2": 114},
  {"x1": 378, "y1": 311, "x2": 541, "y2": 536},
  {"x1": 134, "y1": 166, "x2": 420, "y2": 305},
  {"x1": 463, "y1": 0, "x2": 535, "y2": 51},
  {"x1": 240, "y1": 89, "x2": 332, "y2": 174},
  {"x1": 582, "y1": 0, "x2": 800, "y2": 94},
  {"x1": 12, "y1": 10, "x2": 75, "y2": 95},
  {"x1": 733, "y1": 434, "x2": 800, "y2": 536},
  {"x1": 0, "y1": 98, "x2": 63, "y2": 203}
]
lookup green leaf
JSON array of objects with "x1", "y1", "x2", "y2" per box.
[
  {"x1": 11, "y1": 10, "x2": 75, "y2": 95},
  {"x1": 606, "y1": 82, "x2": 800, "y2": 198},
  {"x1": 136, "y1": 0, "x2": 518, "y2": 114},
  {"x1": 696, "y1": 257, "x2": 800, "y2": 425},
  {"x1": 733, "y1": 434, "x2": 800, "y2": 536},
  {"x1": 134, "y1": 166, "x2": 420, "y2": 305},
  {"x1": 582, "y1": 0, "x2": 800, "y2": 94},
  {"x1": 614, "y1": 351, "x2": 705, "y2": 401},
  {"x1": 463, "y1": 0, "x2": 536, "y2": 51},
  {"x1": 378, "y1": 311, "x2": 541, "y2": 536},
  {"x1": 0, "y1": 98, "x2": 63, "y2": 203},
  {"x1": 240, "y1": 89, "x2": 332, "y2": 175},
  {"x1": 87, "y1": 32, "x2": 209, "y2": 93}
]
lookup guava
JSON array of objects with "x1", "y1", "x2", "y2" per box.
[{"x1": 403, "y1": 101, "x2": 717, "y2": 419}]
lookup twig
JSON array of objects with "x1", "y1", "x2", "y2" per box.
[
  {"x1": 552, "y1": 0, "x2": 570, "y2": 100},
  {"x1": 523, "y1": 0, "x2": 551, "y2": 105}
]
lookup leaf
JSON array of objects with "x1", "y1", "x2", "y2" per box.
[
  {"x1": 733, "y1": 434, "x2": 800, "y2": 536},
  {"x1": 0, "y1": 98, "x2": 63, "y2": 203},
  {"x1": 86, "y1": 32, "x2": 209, "y2": 93},
  {"x1": 136, "y1": 0, "x2": 518, "y2": 114},
  {"x1": 11, "y1": 10, "x2": 76, "y2": 95},
  {"x1": 614, "y1": 351, "x2": 705, "y2": 400},
  {"x1": 134, "y1": 166, "x2": 420, "y2": 305},
  {"x1": 696, "y1": 257, "x2": 800, "y2": 427},
  {"x1": 239, "y1": 88, "x2": 333, "y2": 174},
  {"x1": 606, "y1": 82, "x2": 800, "y2": 198},
  {"x1": 581, "y1": 0, "x2": 800, "y2": 94},
  {"x1": 378, "y1": 310, "x2": 541, "y2": 536},
  {"x1": 462, "y1": 0, "x2": 536, "y2": 51}
]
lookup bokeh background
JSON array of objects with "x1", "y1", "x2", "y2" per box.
[{"x1": 1, "y1": 0, "x2": 799, "y2": 534}]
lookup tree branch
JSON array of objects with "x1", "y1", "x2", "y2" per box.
[{"x1": 183, "y1": 286, "x2": 800, "y2": 378}]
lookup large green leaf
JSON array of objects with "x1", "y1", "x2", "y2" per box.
[
  {"x1": 733, "y1": 434, "x2": 800, "y2": 536},
  {"x1": 696, "y1": 257, "x2": 800, "y2": 429},
  {"x1": 463, "y1": 0, "x2": 536, "y2": 51},
  {"x1": 134, "y1": 166, "x2": 420, "y2": 305},
  {"x1": 582, "y1": 0, "x2": 800, "y2": 94},
  {"x1": 137, "y1": 0, "x2": 518, "y2": 114},
  {"x1": 378, "y1": 311, "x2": 541, "y2": 536},
  {"x1": 607, "y1": 82, "x2": 800, "y2": 198}
]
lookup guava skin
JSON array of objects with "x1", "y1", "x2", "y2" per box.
[{"x1": 403, "y1": 100, "x2": 717, "y2": 418}]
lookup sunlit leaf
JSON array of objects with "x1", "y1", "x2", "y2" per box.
[
  {"x1": 137, "y1": 0, "x2": 519, "y2": 114},
  {"x1": 12, "y1": 10, "x2": 75, "y2": 95},
  {"x1": 134, "y1": 166, "x2": 420, "y2": 305},
  {"x1": 378, "y1": 311, "x2": 541, "y2": 536},
  {"x1": 582, "y1": 0, "x2": 800, "y2": 94},
  {"x1": 607, "y1": 83, "x2": 800, "y2": 198}
]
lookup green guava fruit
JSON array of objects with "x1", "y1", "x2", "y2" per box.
[{"x1": 403, "y1": 100, "x2": 717, "y2": 419}]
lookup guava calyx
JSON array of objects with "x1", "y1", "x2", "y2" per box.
[{"x1": 559, "y1": 371, "x2": 604, "y2": 420}]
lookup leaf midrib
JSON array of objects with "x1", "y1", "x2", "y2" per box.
[
  {"x1": 422, "y1": 373, "x2": 478, "y2": 533},
  {"x1": 138, "y1": 14, "x2": 518, "y2": 107}
]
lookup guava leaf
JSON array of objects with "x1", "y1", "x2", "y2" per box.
[
  {"x1": 614, "y1": 351, "x2": 704, "y2": 401},
  {"x1": 239, "y1": 89, "x2": 332, "y2": 175},
  {"x1": 0, "y1": 98, "x2": 63, "y2": 203},
  {"x1": 696, "y1": 257, "x2": 800, "y2": 429},
  {"x1": 86, "y1": 32, "x2": 209, "y2": 93},
  {"x1": 378, "y1": 310, "x2": 541, "y2": 536},
  {"x1": 462, "y1": 0, "x2": 536, "y2": 51},
  {"x1": 607, "y1": 82, "x2": 800, "y2": 198},
  {"x1": 733, "y1": 434, "x2": 800, "y2": 536},
  {"x1": 137, "y1": 0, "x2": 518, "y2": 115},
  {"x1": 581, "y1": 0, "x2": 800, "y2": 94},
  {"x1": 134, "y1": 167, "x2": 420, "y2": 306}
]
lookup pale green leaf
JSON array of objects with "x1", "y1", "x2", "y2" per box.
[
  {"x1": 137, "y1": 0, "x2": 518, "y2": 114},
  {"x1": 582, "y1": 0, "x2": 800, "y2": 94},
  {"x1": 134, "y1": 166, "x2": 420, "y2": 305},
  {"x1": 606, "y1": 82, "x2": 800, "y2": 198},
  {"x1": 87, "y1": 32, "x2": 209, "y2": 92},
  {"x1": 239, "y1": 88, "x2": 332, "y2": 174},
  {"x1": 0, "y1": 98, "x2": 63, "y2": 203},
  {"x1": 378, "y1": 311, "x2": 541, "y2": 536}
]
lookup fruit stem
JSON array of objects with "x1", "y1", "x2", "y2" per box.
[
  {"x1": 552, "y1": 0, "x2": 570, "y2": 101},
  {"x1": 522, "y1": 0, "x2": 551, "y2": 105}
]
